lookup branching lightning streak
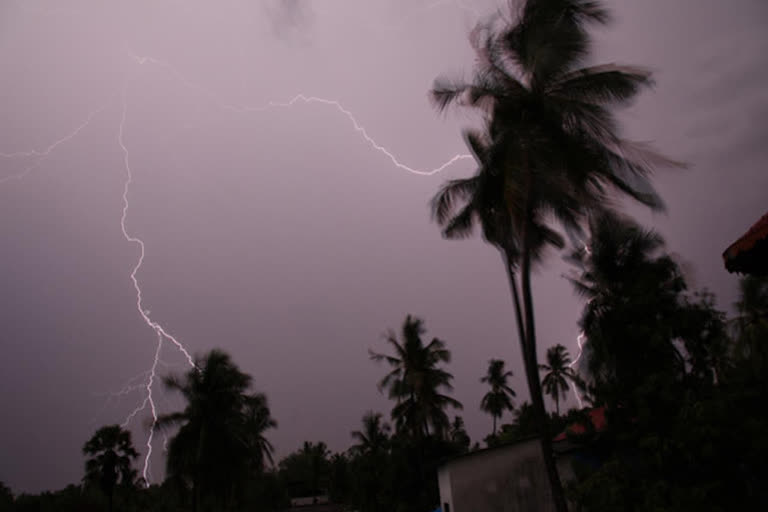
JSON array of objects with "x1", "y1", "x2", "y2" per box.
[
  {"x1": 118, "y1": 90, "x2": 196, "y2": 483},
  {"x1": 241, "y1": 96, "x2": 473, "y2": 176},
  {"x1": 117, "y1": 91, "x2": 195, "y2": 368},
  {"x1": 569, "y1": 333, "x2": 587, "y2": 409},
  {"x1": 568, "y1": 243, "x2": 592, "y2": 409},
  {"x1": 127, "y1": 51, "x2": 472, "y2": 176},
  {"x1": 4, "y1": 34, "x2": 473, "y2": 485},
  {"x1": 0, "y1": 106, "x2": 106, "y2": 184},
  {"x1": 121, "y1": 333, "x2": 163, "y2": 430}
]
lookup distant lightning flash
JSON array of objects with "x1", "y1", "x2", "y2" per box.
[
  {"x1": 127, "y1": 50, "x2": 472, "y2": 176},
  {"x1": 568, "y1": 243, "x2": 592, "y2": 409},
  {"x1": 569, "y1": 332, "x2": 587, "y2": 409},
  {"x1": 0, "y1": 106, "x2": 106, "y2": 184}
]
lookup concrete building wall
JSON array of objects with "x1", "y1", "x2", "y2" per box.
[
  {"x1": 437, "y1": 463, "x2": 454, "y2": 512},
  {"x1": 438, "y1": 438, "x2": 573, "y2": 512}
]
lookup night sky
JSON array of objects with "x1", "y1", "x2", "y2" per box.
[{"x1": 1, "y1": 0, "x2": 766, "y2": 494}]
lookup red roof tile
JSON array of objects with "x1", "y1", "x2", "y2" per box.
[
  {"x1": 723, "y1": 210, "x2": 768, "y2": 274},
  {"x1": 553, "y1": 407, "x2": 607, "y2": 442}
]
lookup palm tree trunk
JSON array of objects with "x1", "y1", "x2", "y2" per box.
[
  {"x1": 193, "y1": 425, "x2": 206, "y2": 512},
  {"x1": 520, "y1": 219, "x2": 569, "y2": 512},
  {"x1": 501, "y1": 249, "x2": 528, "y2": 364},
  {"x1": 108, "y1": 489, "x2": 113, "y2": 512},
  {"x1": 493, "y1": 415, "x2": 497, "y2": 436},
  {"x1": 555, "y1": 395, "x2": 560, "y2": 416}
]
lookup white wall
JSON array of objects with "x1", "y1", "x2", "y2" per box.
[{"x1": 437, "y1": 438, "x2": 564, "y2": 512}]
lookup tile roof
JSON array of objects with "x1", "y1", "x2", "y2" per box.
[
  {"x1": 553, "y1": 407, "x2": 606, "y2": 442},
  {"x1": 723, "y1": 210, "x2": 768, "y2": 275}
]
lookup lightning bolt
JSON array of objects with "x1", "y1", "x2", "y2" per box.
[
  {"x1": 117, "y1": 90, "x2": 195, "y2": 368},
  {"x1": 121, "y1": 332, "x2": 163, "y2": 483},
  {"x1": 4, "y1": 30, "x2": 473, "y2": 484},
  {"x1": 127, "y1": 50, "x2": 472, "y2": 176},
  {"x1": 569, "y1": 333, "x2": 587, "y2": 409},
  {"x1": 114, "y1": 53, "x2": 471, "y2": 479},
  {"x1": 0, "y1": 106, "x2": 107, "y2": 184},
  {"x1": 117, "y1": 89, "x2": 198, "y2": 483},
  {"x1": 92, "y1": 358, "x2": 179, "y2": 407},
  {"x1": 568, "y1": 243, "x2": 592, "y2": 409}
]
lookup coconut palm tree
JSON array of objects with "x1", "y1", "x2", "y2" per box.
[
  {"x1": 480, "y1": 359, "x2": 517, "y2": 435},
  {"x1": 370, "y1": 315, "x2": 462, "y2": 438},
  {"x1": 82, "y1": 424, "x2": 139, "y2": 512},
  {"x1": 539, "y1": 345, "x2": 577, "y2": 415},
  {"x1": 568, "y1": 210, "x2": 688, "y2": 410},
  {"x1": 430, "y1": 1, "x2": 682, "y2": 508},
  {"x1": 351, "y1": 411, "x2": 390, "y2": 456},
  {"x1": 242, "y1": 393, "x2": 277, "y2": 471},
  {"x1": 157, "y1": 349, "x2": 276, "y2": 511}
]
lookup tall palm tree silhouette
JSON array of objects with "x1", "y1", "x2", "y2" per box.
[
  {"x1": 370, "y1": 315, "x2": 462, "y2": 438},
  {"x1": 430, "y1": 2, "x2": 682, "y2": 508},
  {"x1": 158, "y1": 349, "x2": 275, "y2": 511},
  {"x1": 539, "y1": 345, "x2": 577, "y2": 415},
  {"x1": 480, "y1": 359, "x2": 516, "y2": 435}
]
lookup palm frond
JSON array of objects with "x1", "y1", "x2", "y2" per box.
[
  {"x1": 430, "y1": 77, "x2": 471, "y2": 113},
  {"x1": 549, "y1": 64, "x2": 653, "y2": 106},
  {"x1": 431, "y1": 177, "x2": 479, "y2": 225},
  {"x1": 443, "y1": 202, "x2": 477, "y2": 239}
]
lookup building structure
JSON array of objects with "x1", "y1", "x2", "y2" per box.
[
  {"x1": 437, "y1": 409, "x2": 607, "y2": 512},
  {"x1": 723, "y1": 210, "x2": 768, "y2": 275}
]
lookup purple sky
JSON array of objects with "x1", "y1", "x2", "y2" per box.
[{"x1": 1, "y1": 0, "x2": 766, "y2": 493}]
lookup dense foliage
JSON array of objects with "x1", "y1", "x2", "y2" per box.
[{"x1": 564, "y1": 213, "x2": 768, "y2": 510}]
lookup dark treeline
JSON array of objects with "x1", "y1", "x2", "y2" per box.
[
  {"x1": 0, "y1": 317, "x2": 499, "y2": 512},
  {"x1": 4, "y1": 271, "x2": 767, "y2": 510},
  {"x1": 4, "y1": 0, "x2": 768, "y2": 510}
]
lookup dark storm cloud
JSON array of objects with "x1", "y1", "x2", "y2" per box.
[
  {"x1": 262, "y1": 0, "x2": 314, "y2": 42},
  {"x1": 674, "y1": 19, "x2": 768, "y2": 170}
]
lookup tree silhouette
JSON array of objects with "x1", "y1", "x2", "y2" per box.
[
  {"x1": 351, "y1": 411, "x2": 390, "y2": 456},
  {"x1": 448, "y1": 416, "x2": 471, "y2": 452},
  {"x1": 370, "y1": 315, "x2": 462, "y2": 438},
  {"x1": 279, "y1": 442, "x2": 331, "y2": 501},
  {"x1": 539, "y1": 345, "x2": 577, "y2": 415},
  {"x1": 349, "y1": 413, "x2": 391, "y2": 512},
  {"x1": 429, "y1": 2, "x2": 681, "y2": 507},
  {"x1": 0, "y1": 481, "x2": 13, "y2": 512},
  {"x1": 157, "y1": 349, "x2": 275, "y2": 511},
  {"x1": 480, "y1": 359, "x2": 516, "y2": 435},
  {"x1": 242, "y1": 393, "x2": 278, "y2": 471},
  {"x1": 567, "y1": 210, "x2": 687, "y2": 408},
  {"x1": 82, "y1": 424, "x2": 138, "y2": 512}
]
